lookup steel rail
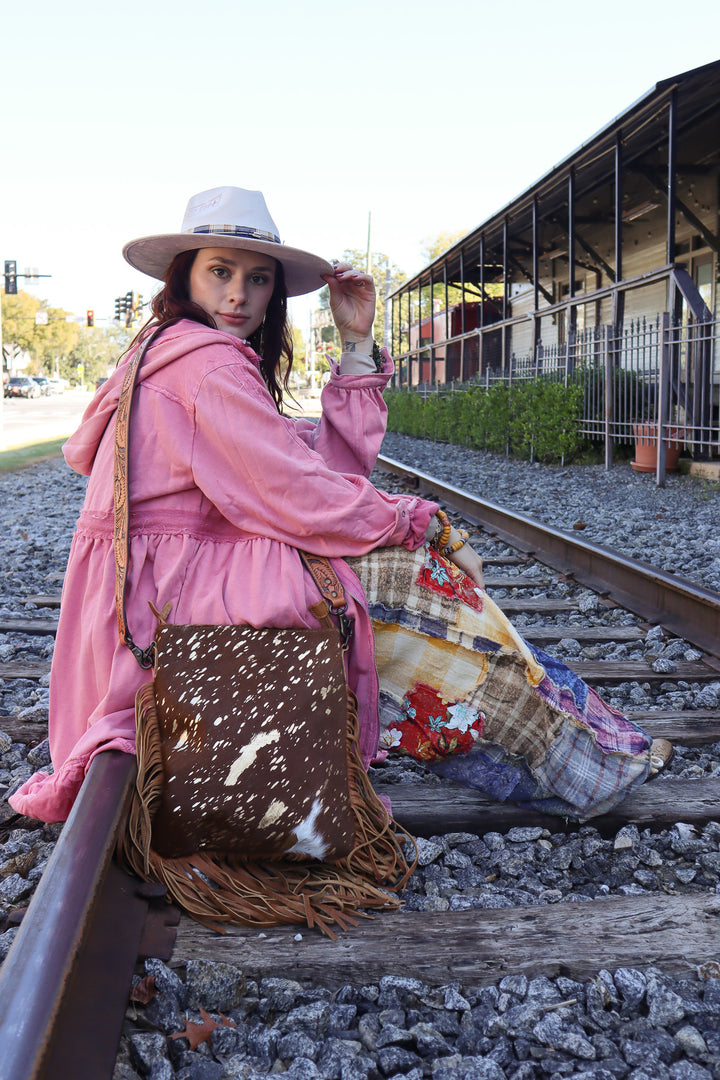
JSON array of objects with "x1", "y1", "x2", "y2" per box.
[
  {"x1": 377, "y1": 454, "x2": 720, "y2": 659},
  {"x1": 0, "y1": 751, "x2": 177, "y2": 1080}
]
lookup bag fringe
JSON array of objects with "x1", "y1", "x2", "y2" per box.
[{"x1": 118, "y1": 683, "x2": 417, "y2": 940}]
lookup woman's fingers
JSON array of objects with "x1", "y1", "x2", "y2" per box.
[
  {"x1": 448, "y1": 544, "x2": 485, "y2": 589},
  {"x1": 324, "y1": 262, "x2": 376, "y2": 337},
  {"x1": 326, "y1": 264, "x2": 374, "y2": 290}
]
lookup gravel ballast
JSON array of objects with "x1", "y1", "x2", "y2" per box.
[
  {"x1": 380, "y1": 433, "x2": 720, "y2": 594},
  {"x1": 0, "y1": 447, "x2": 719, "y2": 1080}
]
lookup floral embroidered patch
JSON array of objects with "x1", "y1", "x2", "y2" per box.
[
  {"x1": 416, "y1": 549, "x2": 485, "y2": 613},
  {"x1": 379, "y1": 681, "x2": 485, "y2": 761}
]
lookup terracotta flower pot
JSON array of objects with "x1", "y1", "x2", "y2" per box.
[{"x1": 631, "y1": 423, "x2": 685, "y2": 473}]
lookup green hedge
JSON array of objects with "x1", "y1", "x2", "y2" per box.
[{"x1": 384, "y1": 380, "x2": 587, "y2": 463}]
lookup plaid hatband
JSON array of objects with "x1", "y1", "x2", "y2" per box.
[{"x1": 190, "y1": 224, "x2": 280, "y2": 244}]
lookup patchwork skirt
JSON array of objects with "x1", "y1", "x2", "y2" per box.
[{"x1": 347, "y1": 546, "x2": 653, "y2": 820}]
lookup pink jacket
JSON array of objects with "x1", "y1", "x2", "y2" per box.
[{"x1": 10, "y1": 321, "x2": 437, "y2": 823}]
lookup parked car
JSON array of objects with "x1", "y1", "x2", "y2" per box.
[
  {"x1": 46, "y1": 377, "x2": 66, "y2": 394},
  {"x1": 5, "y1": 376, "x2": 41, "y2": 399},
  {"x1": 32, "y1": 376, "x2": 51, "y2": 396}
]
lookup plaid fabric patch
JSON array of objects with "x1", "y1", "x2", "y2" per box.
[
  {"x1": 466, "y1": 652, "x2": 564, "y2": 768},
  {"x1": 531, "y1": 719, "x2": 651, "y2": 816},
  {"x1": 347, "y1": 545, "x2": 652, "y2": 818},
  {"x1": 348, "y1": 547, "x2": 543, "y2": 664},
  {"x1": 431, "y1": 727, "x2": 651, "y2": 820}
]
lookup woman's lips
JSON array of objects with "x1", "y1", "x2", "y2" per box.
[{"x1": 219, "y1": 313, "x2": 247, "y2": 325}]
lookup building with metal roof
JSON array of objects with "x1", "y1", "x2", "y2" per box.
[{"x1": 387, "y1": 59, "x2": 719, "y2": 471}]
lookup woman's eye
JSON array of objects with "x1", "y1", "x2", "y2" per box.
[
  {"x1": 251, "y1": 274, "x2": 268, "y2": 286},
  {"x1": 211, "y1": 267, "x2": 229, "y2": 278}
]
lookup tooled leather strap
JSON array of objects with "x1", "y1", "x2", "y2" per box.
[
  {"x1": 113, "y1": 330, "x2": 352, "y2": 668},
  {"x1": 114, "y1": 328, "x2": 164, "y2": 668},
  {"x1": 300, "y1": 552, "x2": 353, "y2": 649},
  {"x1": 299, "y1": 552, "x2": 346, "y2": 612}
]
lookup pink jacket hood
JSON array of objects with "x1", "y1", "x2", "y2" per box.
[{"x1": 64, "y1": 321, "x2": 261, "y2": 476}]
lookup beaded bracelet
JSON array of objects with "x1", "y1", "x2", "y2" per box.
[
  {"x1": 442, "y1": 527, "x2": 470, "y2": 558},
  {"x1": 443, "y1": 537, "x2": 467, "y2": 556},
  {"x1": 431, "y1": 511, "x2": 452, "y2": 551}
]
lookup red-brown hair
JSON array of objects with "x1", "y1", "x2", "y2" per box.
[{"x1": 133, "y1": 249, "x2": 294, "y2": 410}]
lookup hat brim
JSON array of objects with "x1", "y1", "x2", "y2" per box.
[{"x1": 123, "y1": 233, "x2": 333, "y2": 297}]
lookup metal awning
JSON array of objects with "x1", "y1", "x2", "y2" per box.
[{"x1": 389, "y1": 58, "x2": 720, "y2": 297}]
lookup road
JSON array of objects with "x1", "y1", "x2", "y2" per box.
[{"x1": 0, "y1": 388, "x2": 93, "y2": 451}]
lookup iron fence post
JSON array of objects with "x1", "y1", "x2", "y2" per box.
[{"x1": 656, "y1": 312, "x2": 671, "y2": 486}]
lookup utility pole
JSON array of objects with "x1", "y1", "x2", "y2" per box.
[
  {"x1": 383, "y1": 261, "x2": 392, "y2": 351},
  {"x1": 307, "y1": 313, "x2": 316, "y2": 393},
  {"x1": 308, "y1": 307, "x2": 335, "y2": 395}
]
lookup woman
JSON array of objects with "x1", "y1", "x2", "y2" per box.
[{"x1": 10, "y1": 185, "x2": 668, "y2": 830}]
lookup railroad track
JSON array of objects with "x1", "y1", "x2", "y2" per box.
[{"x1": 1, "y1": 458, "x2": 719, "y2": 1078}]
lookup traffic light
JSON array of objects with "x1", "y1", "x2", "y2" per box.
[
  {"x1": 113, "y1": 291, "x2": 145, "y2": 325},
  {"x1": 86, "y1": 310, "x2": 94, "y2": 327},
  {"x1": 4, "y1": 261, "x2": 17, "y2": 295}
]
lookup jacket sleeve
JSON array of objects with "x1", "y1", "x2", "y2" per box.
[
  {"x1": 189, "y1": 358, "x2": 437, "y2": 557},
  {"x1": 289, "y1": 352, "x2": 394, "y2": 478}
]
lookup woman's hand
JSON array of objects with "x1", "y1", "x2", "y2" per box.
[
  {"x1": 447, "y1": 533, "x2": 485, "y2": 590},
  {"x1": 324, "y1": 261, "x2": 376, "y2": 348},
  {"x1": 426, "y1": 516, "x2": 485, "y2": 590}
]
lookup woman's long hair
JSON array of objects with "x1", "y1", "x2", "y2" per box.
[{"x1": 129, "y1": 249, "x2": 294, "y2": 410}]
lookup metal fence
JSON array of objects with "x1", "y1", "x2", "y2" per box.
[
  {"x1": 416, "y1": 315, "x2": 716, "y2": 444},
  {"x1": 410, "y1": 314, "x2": 719, "y2": 469},
  {"x1": 559, "y1": 316, "x2": 716, "y2": 458}
]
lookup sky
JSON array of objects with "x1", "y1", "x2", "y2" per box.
[{"x1": 2, "y1": 0, "x2": 719, "y2": 339}]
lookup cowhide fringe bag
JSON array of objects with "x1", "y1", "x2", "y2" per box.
[{"x1": 113, "y1": 329, "x2": 416, "y2": 938}]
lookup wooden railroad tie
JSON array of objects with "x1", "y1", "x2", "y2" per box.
[{"x1": 170, "y1": 891, "x2": 720, "y2": 991}]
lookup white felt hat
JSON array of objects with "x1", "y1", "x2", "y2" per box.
[{"x1": 123, "y1": 186, "x2": 332, "y2": 297}]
